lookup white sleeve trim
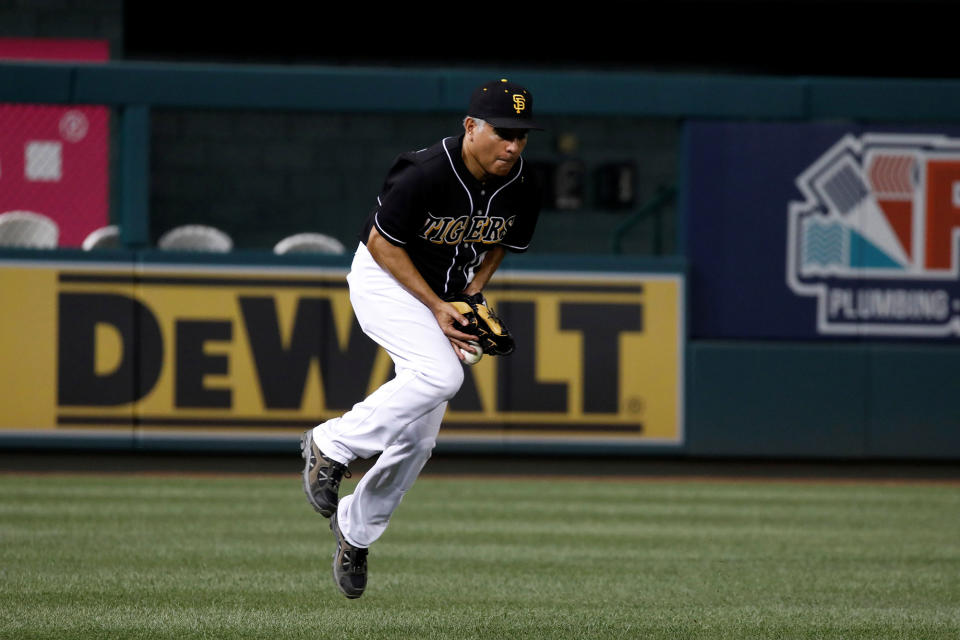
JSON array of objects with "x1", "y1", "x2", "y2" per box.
[{"x1": 374, "y1": 211, "x2": 407, "y2": 245}]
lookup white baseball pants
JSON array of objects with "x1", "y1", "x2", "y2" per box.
[{"x1": 311, "y1": 242, "x2": 464, "y2": 548}]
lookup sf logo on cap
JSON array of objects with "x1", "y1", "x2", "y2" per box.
[{"x1": 512, "y1": 94, "x2": 526, "y2": 114}]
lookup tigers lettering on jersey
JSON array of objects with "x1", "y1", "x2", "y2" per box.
[{"x1": 418, "y1": 213, "x2": 516, "y2": 245}]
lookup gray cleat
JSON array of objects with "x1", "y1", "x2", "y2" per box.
[
  {"x1": 330, "y1": 511, "x2": 368, "y2": 599},
  {"x1": 300, "y1": 428, "x2": 350, "y2": 518}
]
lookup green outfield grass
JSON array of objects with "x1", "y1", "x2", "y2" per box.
[{"x1": 1, "y1": 470, "x2": 958, "y2": 640}]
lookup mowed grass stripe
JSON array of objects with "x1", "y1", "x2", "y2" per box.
[{"x1": 1, "y1": 474, "x2": 958, "y2": 640}]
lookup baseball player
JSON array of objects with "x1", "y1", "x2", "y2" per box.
[{"x1": 301, "y1": 78, "x2": 543, "y2": 598}]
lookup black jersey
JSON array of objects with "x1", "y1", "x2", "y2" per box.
[{"x1": 360, "y1": 135, "x2": 541, "y2": 297}]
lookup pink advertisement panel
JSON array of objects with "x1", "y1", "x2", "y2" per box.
[{"x1": 0, "y1": 39, "x2": 109, "y2": 248}]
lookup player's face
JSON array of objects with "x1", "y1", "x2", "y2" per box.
[{"x1": 465, "y1": 119, "x2": 529, "y2": 179}]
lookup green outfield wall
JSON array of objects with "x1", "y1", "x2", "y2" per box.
[
  {"x1": 687, "y1": 342, "x2": 960, "y2": 460},
  {"x1": 2, "y1": 62, "x2": 959, "y2": 460},
  {"x1": 3, "y1": 249, "x2": 958, "y2": 460}
]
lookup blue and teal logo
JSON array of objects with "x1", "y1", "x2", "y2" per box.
[{"x1": 787, "y1": 133, "x2": 960, "y2": 337}]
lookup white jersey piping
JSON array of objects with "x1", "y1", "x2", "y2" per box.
[
  {"x1": 439, "y1": 138, "x2": 527, "y2": 292},
  {"x1": 441, "y1": 137, "x2": 472, "y2": 294},
  {"x1": 373, "y1": 205, "x2": 407, "y2": 245}
]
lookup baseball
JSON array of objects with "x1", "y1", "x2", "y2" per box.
[{"x1": 460, "y1": 341, "x2": 483, "y2": 365}]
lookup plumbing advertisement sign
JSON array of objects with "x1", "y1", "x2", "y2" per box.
[{"x1": 685, "y1": 122, "x2": 960, "y2": 339}]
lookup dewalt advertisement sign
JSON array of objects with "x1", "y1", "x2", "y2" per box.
[{"x1": 0, "y1": 260, "x2": 684, "y2": 445}]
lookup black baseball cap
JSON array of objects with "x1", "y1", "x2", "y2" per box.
[{"x1": 468, "y1": 79, "x2": 543, "y2": 130}]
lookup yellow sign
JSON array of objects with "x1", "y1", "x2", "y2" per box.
[{"x1": 0, "y1": 261, "x2": 684, "y2": 444}]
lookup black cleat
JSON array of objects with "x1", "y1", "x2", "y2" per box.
[
  {"x1": 300, "y1": 428, "x2": 350, "y2": 518},
  {"x1": 331, "y1": 511, "x2": 368, "y2": 599}
]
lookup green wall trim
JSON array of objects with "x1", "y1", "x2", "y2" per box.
[
  {"x1": 0, "y1": 248, "x2": 686, "y2": 273},
  {"x1": 687, "y1": 341, "x2": 960, "y2": 460},
  {"x1": 117, "y1": 105, "x2": 150, "y2": 248},
  {"x1": 4, "y1": 61, "x2": 960, "y2": 121}
]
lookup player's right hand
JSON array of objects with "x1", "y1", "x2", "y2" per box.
[{"x1": 433, "y1": 301, "x2": 478, "y2": 359}]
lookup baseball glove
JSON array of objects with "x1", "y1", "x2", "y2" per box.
[{"x1": 444, "y1": 292, "x2": 515, "y2": 356}]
